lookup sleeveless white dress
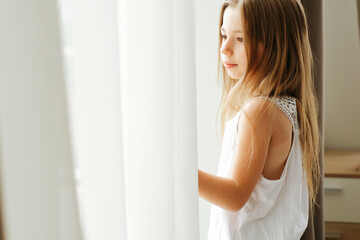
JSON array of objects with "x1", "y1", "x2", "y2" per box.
[{"x1": 207, "y1": 96, "x2": 308, "y2": 240}]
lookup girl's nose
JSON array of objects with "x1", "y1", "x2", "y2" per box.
[{"x1": 220, "y1": 41, "x2": 233, "y2": 56}]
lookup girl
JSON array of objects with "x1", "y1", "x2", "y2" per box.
[{"x1": 198, "y1": 0, "x2": 321, "y2": 239}]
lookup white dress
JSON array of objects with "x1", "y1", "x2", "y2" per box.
[{"x1": 207, "y1": 96, "x2": 308, "y2": 240}]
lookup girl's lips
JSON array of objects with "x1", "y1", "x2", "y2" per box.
[{"x1": 224, "y1": 63, "x2": 238, "y2": 68}]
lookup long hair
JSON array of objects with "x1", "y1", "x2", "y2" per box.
[{"x1": 216, "y1": 0, "x2": 321, "y2": 211}]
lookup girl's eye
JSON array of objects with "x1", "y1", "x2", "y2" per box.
[
  {"x1": 221, "y1": 35, "x2": 244, "y2": 42},
  {"x1": 237, "y1": 37, "x2": 244, "y2": 42}
]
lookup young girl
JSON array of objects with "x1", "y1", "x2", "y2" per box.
[{"x1": 198, "y1": 0, "x2": 321, "y2": 239}]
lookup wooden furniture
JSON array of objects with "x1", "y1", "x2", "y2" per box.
[{"x1": 324, "y1": 150, "x2": 360, "y2": 240}]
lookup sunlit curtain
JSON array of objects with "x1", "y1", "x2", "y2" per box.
[
  {"x1": 58, "y1": 0, "x2": 127, "y2": 239},
  {"x1": 0, "y1": 0, "x2": 199, "y2": 239},
  {"x1": 0, "y1": 0, "x2": 82, "y2": 239},
  {"x1": 117, "y1": 0, "x2": 199, "y2": 238}
]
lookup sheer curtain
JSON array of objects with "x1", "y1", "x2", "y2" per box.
[
  {"x1": 58, "y1": 0, "x2": 126, "y2": 239},
  {"x1": 0, "y1": 0, "x2": 199, "y2": 239},
  {"x1": 0, "y1": 0, "x2": 83, "y2": 239},
  {"x1": 118, "y1": 0, "x2": 199, "y2": 238}
]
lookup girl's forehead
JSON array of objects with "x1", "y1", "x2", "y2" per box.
[{"x1": 221, "y1": 6, "x2": 243, "y2": 32}]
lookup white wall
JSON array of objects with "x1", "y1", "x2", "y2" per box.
[
  {"x1": 324, "y1": 0, "x2": 360, "y2": 150},
  {"x1": 195, "y1": 1, "x2": 223, "y2": 239}
]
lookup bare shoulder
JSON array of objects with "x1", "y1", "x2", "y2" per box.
[
  {"x1": 241, "y1": 97, "x2": 277, "y2": 128},
  {"x1": 243, "y1": 97, "x2": 274, "y2": 112}
]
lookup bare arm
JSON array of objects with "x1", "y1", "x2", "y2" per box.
[
  {"x1": 198, "y1": 98, "x2": 274, "y2": 212},
  {"x1": 198, "y1": 169, "x2": 239, "y2": 212}
]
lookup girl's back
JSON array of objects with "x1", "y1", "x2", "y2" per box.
[{"x1": 259, "y1": 97, "x2": 296, "y2": 181}]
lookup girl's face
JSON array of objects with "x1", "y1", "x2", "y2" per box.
[{"x1": 220, "y1": 7, "x2": 248, "y2": 80}]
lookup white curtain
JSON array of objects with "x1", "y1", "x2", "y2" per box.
[
  {"x1": 0, "y1": 0, "x2": 83, "y2": 239},
  {"x1": 118, "y1": 0, "x2": 199, "y2": 239},
  {"x1": 0, "y1": 0, "x2": 199, "y2": 239}
]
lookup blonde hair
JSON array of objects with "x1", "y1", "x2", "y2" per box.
[{"x1": 216, "y1": 0, "x2": 321, "y2": 211}]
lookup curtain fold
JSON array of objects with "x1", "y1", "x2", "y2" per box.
[
  {"x1": 300, "y1": 0, "x2": 324, "y2": 240},
  {"x1": 0, "y1": 0, "x2": 200, "y2": 239},
  {"x1": 118, "y1": 0, "x2": 199, "y2": 239},
  {"x1": 62, "y1": 0, "x2": 126, "y2": 239},
  {"x1": 0, "y1": 0, "x2": 83, "y2": 239}
]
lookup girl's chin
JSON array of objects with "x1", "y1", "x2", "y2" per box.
[{"x1": 227, "y1": 71, "x2": 244, "y2": 80}]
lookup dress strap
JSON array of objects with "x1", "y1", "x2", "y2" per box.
[{"x1": 257, "y1": 96, "x2": 300, "y2": 135}]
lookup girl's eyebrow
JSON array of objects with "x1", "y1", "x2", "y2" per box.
[{"x1": 220, "y1": 27, "x2": 242, "y2": 33}]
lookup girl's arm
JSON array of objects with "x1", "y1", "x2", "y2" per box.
[
  {"x1": 198, "y1": 169, "x2": 240, "y2": 211},
  {"x1": 198, "y1": 98, "x2": 274, "y2": 212}
]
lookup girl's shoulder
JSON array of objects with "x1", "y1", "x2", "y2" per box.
[
  {"x1": 243, "y1": 95, "x2": 296, "y2": 111},
  {"x1": 243, "y1": 95, "x2": 299, "y2": 134},
  {"x1": 257, "y1": 95, "x2": 297, "y2": 112},
  {"x1": 250, "y1": 94, "x2": 297, "y2": 102},
  {"x1": 246, "y1": 95, "x2": 297, "y2": 112}
]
